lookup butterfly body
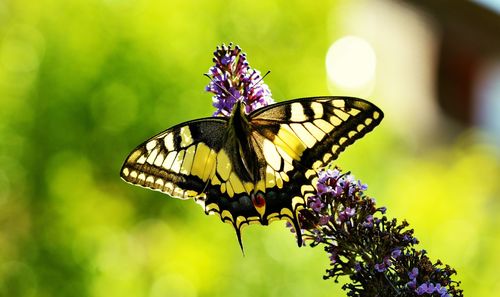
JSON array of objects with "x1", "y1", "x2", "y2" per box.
[{"x1": 121, "y1": 96, "x2": 383, "y2": 249}]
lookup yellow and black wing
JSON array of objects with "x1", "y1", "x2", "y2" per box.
[
  {"x1": 121, "y1": 118, "x2": 229, "y2": 200},
  {"x1": 121, "y1": 96, "x2": 383, "y2": 248}
]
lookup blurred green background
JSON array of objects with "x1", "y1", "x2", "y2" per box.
[{"x1": 1, "y1": 0, "x2": 499, "y2": 296}]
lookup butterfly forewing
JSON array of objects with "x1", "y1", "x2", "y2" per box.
[
  {"x1": 121, "y1": 118, "x2": 228, "y2": 199},
  {"x1": 250, "y1": 96, "x2": 383, "y2": 171}
]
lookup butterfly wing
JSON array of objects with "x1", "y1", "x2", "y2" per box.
[
  {"x1": 120, "y1": 118, "x2": 228, "y2": 200},
  {"x1": 250, "y1": 96, "x2": 383, "y2": 172},
  {"x1": 241, "y1": 96, "x2": 384, "y2": 239}
]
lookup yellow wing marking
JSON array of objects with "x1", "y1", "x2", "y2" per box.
[
  {"x1": 179, "y1": 126, "x2": 193, "y2": 147},
  {"x1": 216, "y1": 149, "x2": 232, "y2": 181},
  {"x1": 274, "y1": 124, "x2": 306, "y2": 160},
  {"x1": 191, "y1": 143, "x2": 211, "y2": 179},
  {"x1": 289, "y1": 123, "x2": 316, "y2": 148},
  {"x1": 262, "y1": 138, "x2": 282, "y2": 171},
  {"x1": 179, "y1": 145, "x2": 196, "y2": 174}
]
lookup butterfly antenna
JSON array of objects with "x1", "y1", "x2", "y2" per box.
[
  {"x1": 249, "y1": 70, "x2": 270, "y2": 90},
  {"x1": 204, "y1": 73, "x2": 240, "y2": 102}
]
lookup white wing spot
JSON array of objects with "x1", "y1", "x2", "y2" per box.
[
  {"x1": 334, "y1": 109, "x2": 350, "y2": 121},
  {"x1": 146, "y1": 148, "x2": 158, "y2": 164},
  {"x1": 311, "y1": 102, "x2": 324, "y2": 118},
  {"x1": 332, "y1": 100, "x2": 345, "y2": 108},
  {"x1": 146, "y1": 140, "x2": 157, "y2": 151},
  {"x1": 170, "y1": 150, "x2": 185, "y2": 173},
  {"x1": 138, "y1": 173, "x2": 146, "y2": 182},
  {"x1": 164, "y1": 133, "x2": 174, "y2": 151},
  {"x1": 137, "y1": 155, "x2": 147, "y2": 165},
  {"x1": 290, "y1": 102, "x2": 307, "y2": 122},
  {"x1": 314, "y1": 119, "x2": 334, "y2": 133},
  {"x1": 154, "y1": 152, "x2": 165, "y2": 167},
  {"x1": 304, "y1": 122, "x2": 326, "y2": 141},
  {"x1": 162, "y1": 151, "x2": 177, "y2": 169}
]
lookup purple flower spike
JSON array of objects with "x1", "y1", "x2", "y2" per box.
[
  {"x1": 291, "y1": 166, "x2": 461, "y2": 296},
  {"x1": 206, "y1": 43, "x2": 274, "y2": 116}
]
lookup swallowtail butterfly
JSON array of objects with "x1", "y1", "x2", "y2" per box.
[{"x1": 121, "y1": 96, "x2": 383, "y2": 249}]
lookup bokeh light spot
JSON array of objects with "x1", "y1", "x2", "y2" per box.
[{"x1": 326, "y1": 36, "x2": 376, "y2": 89}]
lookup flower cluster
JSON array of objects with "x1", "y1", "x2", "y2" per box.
[
  {"x1": 206, "y1": 43, "x2": 274, "y2": 116},
  {"x1": 290, "y1": 168, "x2": 463, "y2": 296}
]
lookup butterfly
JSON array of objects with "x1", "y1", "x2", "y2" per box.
[{"x1": 120, "y1": 96, "x2": 383, "y2": 249}]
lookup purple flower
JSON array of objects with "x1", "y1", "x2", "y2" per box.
[
  {"x1": 312, "y1": 229, "x2": 323, "y2": 242},
  {"x1": 383, "y1": 256, "x2": 392, "y2": 267},
  {"x1": 308, "y1": 196, "x2": 325, "y2": 213},
  {"x1": 406, "y1": 279, "x2": 417, "y2": 289},
  {"x1": 357, "y1": 180, "x2": 368, "y2": 191},
  {"x1": 316, "y1": 182, "x2": 333, "y2": 195},
  {"x1": 338, "y1": 207, "x2": 355, "y2": 222},
  {"x1": 206, "y1": 43, "x2": 273, "y2": 116},
  {"x1": 435, "y1": 284, "x2": 449, "y2": 296},
  {"x1": 374, "y1": 263, "x2": 386, "y2": 272},
  {"x1": 362, "y1": 215, "x2": 374, "y2": 227},
  {"x1": 416, "y1": 282, "x2": 436, "y2": 295},
  {"x1": 328, "y1": 248, "x2": 338, "y2": 264},
  {"x1": 354, "y1": 262, "x2": 362, "y2": 272},
  {"x1": 318, "y1": 215, "x2": 331, "y2": 225},
  {"x1": 317, "y1": 169, "x2": 343, "y2": 196},
  {"x1": 408, "y1": 267, "x2": 419, "y2": 280},
  {"x1": 415, "y1": 284, "x2": 426, "y2": 295},
  {"x1": 391, "y1": 248, "x2": 401, "y2": 259},
  {"x1": 318, "y1": 169, "x2": 340, "y2": 184}
]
